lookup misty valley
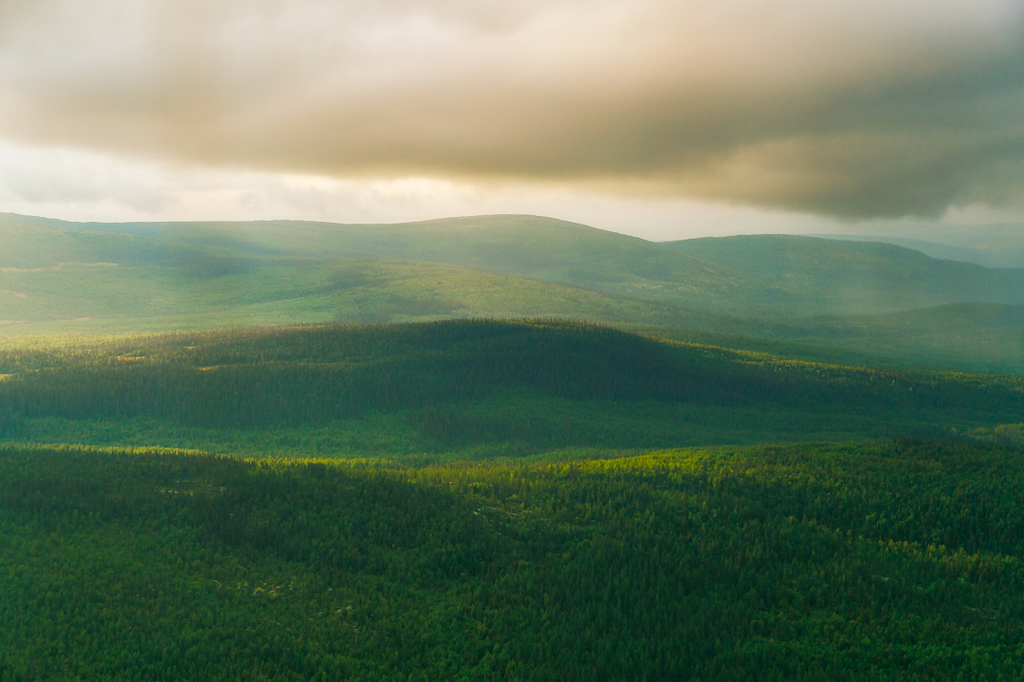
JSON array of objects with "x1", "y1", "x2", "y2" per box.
[{"x1": 1, "y1": 213, "x2": 1023, "y2": 680}]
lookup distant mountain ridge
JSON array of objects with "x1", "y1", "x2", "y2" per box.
[
  {"x1": 809, "y1": 223, "x2": 1024, "y2": 268},
  {"x1": 5, "y1": 212, "x2": 1024, "y2": 316},
  {"x1": 664, "y1": 233, "x2": 1024, "y2": 313},
  {"x1": 809, "y1": 233, "x2": 1024, "y2": 269},
  {"x1": 3, "y1": 212, "x2": 1024, "y2": 374}
]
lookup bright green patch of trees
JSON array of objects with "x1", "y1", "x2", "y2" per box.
[{"x1": 1, "y1": 438, "x2": 1022, "y2": 680}]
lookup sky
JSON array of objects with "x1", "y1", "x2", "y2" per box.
[{"x1": 0, "y1": 0, "x2": 1022, "y2": 241}]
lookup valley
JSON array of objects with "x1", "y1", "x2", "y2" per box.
[{"x1": 1, "y1": 212, "x2": 1022, "y2": 680}]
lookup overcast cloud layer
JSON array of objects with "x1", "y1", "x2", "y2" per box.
[{"x1": 0, "y1": 0, "x2": 1023, "y2": 221}]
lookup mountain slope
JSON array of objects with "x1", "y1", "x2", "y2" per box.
[
  {"x1": 0, "y1": 243, "x2": 762, "y2": 335},
  {"x1": 664, "y1": 234, "x2": 1024, "y2": 314},
  {"x1": 61, "y1": 213, "x2": 770, "y2": 311},
  {"x1": 809, "y1": 234, "x2": 1017, "y2": 269},
  {"x1": 763, "y1": 303, "x2": 1024, "y2": 374},
  {"x1": 34, "y1": 213, "x2": 1024, "y2": 313},
  {"x1": 8, "y1": 213, "x2": 1024, "y2": 320},
  {"x1": 811, "y1": 223, "x2": 1024, "y2": 269},
  {"x1": 4, "y1": 213, "x2": 1024, "y2": 374},
  {"x1": 1, "y1": 320, "x2": 1021, "y2": 458},
  {"x1": 2, "y1": 439, "x2": 1023, "y2": 680}
]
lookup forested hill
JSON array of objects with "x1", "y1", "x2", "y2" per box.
[
  {"x1": 2, "y1": 217, "x2": 1024, "y2": 679},
  {"x1": 1, "y1": 439, "x2": 1023, "y2": 680},
  {"x1": 5, "y1": 212, "x2": 1024, "y2": 375},
  {"x1": 0, "y1": 320, "x2": 1021, "y2": 459}
]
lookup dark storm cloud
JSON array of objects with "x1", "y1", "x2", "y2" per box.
[{"x1": 0, "y1": 0, "x2": 1021, "y2": 218}]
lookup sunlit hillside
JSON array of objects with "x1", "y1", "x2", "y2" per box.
[
  {"x1": 4, "y1": 212, "x2": 1024, "y2": 374},
  {"x1": 11, "y1": 212, "x2": 1024, "y2": 320}
]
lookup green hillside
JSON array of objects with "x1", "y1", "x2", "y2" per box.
[
  {"x1": 636, "y1": 303, "x2": 1024, "y2": 376},
  {"x1": 1, "y1": 320, "x2": 1020, "y2": 460},
  {"x1": 2, "y1": 439, "x2": 1023, "y2": 680},
  {"x1": 4, "y1": 212, "x2": 1024, "y2": 375},
  {"x1": 4, "y1": 212, "x2": 770, "y2": 312},
  {"x1": 0, "y1": 214, "x2": 171, "y2": 268},
  {"x1": 93, "y1": 214, "x2": 1024, "y2": 315},
  {"x1": 0, "y1": 247, "x2": 756, "y2": 337},
  {"x1": 2, "y1": 216, "x2": 1023, "y2": 680},
  {"x1": 810, "y1": 234, "x2": 1019, "y2": 269},
  {"x1": 0, "y1": 212, "x2": 772, "y2": 333},
  {"x1": 8, "y1": 212, "x2": 1024, "y2": 323},
  {"x1": 665, "y1": 234, "x2": 1024, "y2": 313},
  {"x1": 812, "y1": 223, "x2": 1024, "y2": 269},
  {"x1": 756, "y1": 303, "x2": 1024, "y2": 375}
]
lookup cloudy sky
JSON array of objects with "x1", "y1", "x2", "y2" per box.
[{"x1": 0, "y1": 0, "x2": 1021, "y2": 239}]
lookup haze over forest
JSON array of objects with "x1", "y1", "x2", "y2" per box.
[{"x1": 2, "y1": 2, "x2": 1024, "y2": 680}]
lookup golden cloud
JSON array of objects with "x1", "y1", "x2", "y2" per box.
[{"x1": 1, "y1": 0, "x2": 1022, "y2": 218}]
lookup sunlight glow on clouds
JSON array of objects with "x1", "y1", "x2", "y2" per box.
[
  {"x1": 0, "y1": 140, "x2": 850, "y2": 240},
  {"x1": 0, "y1": 0, "x2": 1022, "y2": 225}
]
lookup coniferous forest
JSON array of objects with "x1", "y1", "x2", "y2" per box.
[
  {"x1": 0, "y1": 318, "x2": 1021, "y2": 679},
  {"x1": 3, "y1": 0, "x2": 1024, "y2": 672},
  {"x1": 1, "y1": 439, "x2": 1023, "y2": 680},
  {"x1": 3, "y1": 209, "x2": 1024, "y2": 681}
]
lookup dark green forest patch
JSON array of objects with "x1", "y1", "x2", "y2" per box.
[
  {"x1": 0, "y1": 320, "x2": 1021, "y2": 458},
  {"x1": 0, "y1": 439, "x2": 1022, "y2": 680}
]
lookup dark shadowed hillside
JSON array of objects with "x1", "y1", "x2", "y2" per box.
[{"x1": 1, "y1": 320, "x2": 1021, "y2": 459}]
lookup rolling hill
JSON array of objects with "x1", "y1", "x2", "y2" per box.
[
  {"x1": 809, "y1": 234, "x2": 1018, "y2": 269},
  {"x1": 4, "y1": 212, "x2": 1024, "y2": 374},
  {"x1": 811, "y1": 223, "x2": 1024, "y2": 269},
  {"x1": 664, "y1": 234, "x2": 1024, "y2": 313},
  {"x1": 0, "y1": 245, "x2": 760, "y2": 336},
  {"x1": 758, "y1": 303, "x2": 1024, "y2": 375},
  {"x1": 8, "y1": 212, "x2": 1024, "y2": 319},
  {"x1": 3, "y1": 438, "x2": 1023, "y2": 680},
  {"x1": 3, "y1": 212, "x2": 766, "y2": 312},
  {"x1": 2, "y1": 216, "x2": 1024, "y2": 679},
  {"x1": 0, "y1": 320, "x2": 1020, "y2": 459}
]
